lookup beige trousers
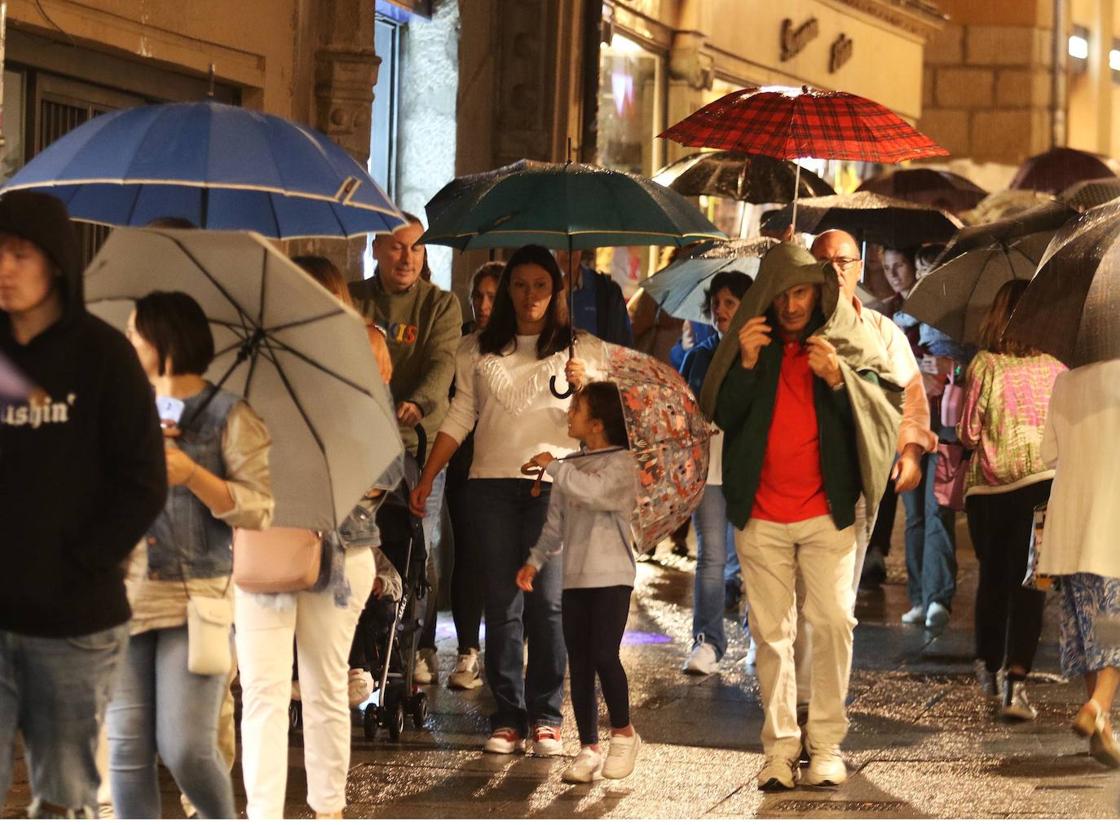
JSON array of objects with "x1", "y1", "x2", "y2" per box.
[{"x1": 736, "y1": 515, "x2": 857, "y2": 759}]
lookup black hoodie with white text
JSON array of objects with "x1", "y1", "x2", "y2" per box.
[{"x1": 0, "y1": 195, "x2": 167, "y2": 638}]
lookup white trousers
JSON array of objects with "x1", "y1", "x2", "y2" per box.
[
  {"x1": 235, "y1": 549, "x2": 374, "y2": 819},
  {"x1": 794, "y1": 496, "x2": 871, "y2": 704},
  {"x1": 736, "y1": 515, "x2": 857, "y2": 759}
]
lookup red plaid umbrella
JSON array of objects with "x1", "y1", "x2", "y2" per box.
[{"x1": 659, "y1": 85, "x2": 948, "y2": 164}]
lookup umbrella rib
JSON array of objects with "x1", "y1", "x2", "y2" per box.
[
  {"x1": 165, "y1": 236, "x2": 257, "y2": 330},
  {"x1": 260, "y1": 334, "x2": 338, "y2": 526},
  {"x1": 264, "y1": 308, "x2": 348, "y2": 334},
  {"x1": 260, "y1": 336, "x2": 375, "y2": 396}
]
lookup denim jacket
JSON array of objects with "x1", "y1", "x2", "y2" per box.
[{"x1": 146, "y1": 387, "x2": 241, "y2": 581}]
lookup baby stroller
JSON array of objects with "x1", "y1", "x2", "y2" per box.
[{"x1": 351, "y1": 431, "x2": 430, "y2": 742}]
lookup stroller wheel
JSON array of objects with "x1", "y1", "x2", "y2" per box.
[
  {"x1": 362, "y1": 705, "x2": 377, "y2": 740},
  {"x1": 410, "y1": 691, "x2": 428, "y2": 729},
  {"x1": 387, "y1": 701, "x2": 405, "y2": 742},
  {"x1": 289, "y1": 701, "x2": 302, "y2": 732}
]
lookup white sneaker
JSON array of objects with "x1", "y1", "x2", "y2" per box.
[
  {"x1": 1001, "y1": 679, "x2": 1038, "y2": 721},
  {"x1": 531, "y1": 724, "x2": 563, "y2": 757},
  {"x1": 602, "y1": 729, "x2": 641, "y2": 779},
  {"x1": 483, "y1": 727, "x2": 524, "y2": 754},
  {"x1": 562, "y1": 747, "x2": 604, "y2": 783},
  {"x1": 682, "y1": 641, "x2": 719, "y2": 675},
  {"x1": 925, "y1": 602, "x2": 950, "y2": 629},
  {"x1": 447, "y1": 648, "x2": 483, "y2": 690},
  {"x1": 413, "y1": 647, "x2": 439, "y2": 685},
  {"x1": 805, "y1": 744, "x2": 848, "y2": 786},
  {"x1": 901, "y1": 605, "x2": 926, "y2": 624},
  {"x1": 347, "y1": 669, "x2": 374, "y2": 708},
  {"x1": 757, "y1": 754, "x2": 799, "y2": 791}
]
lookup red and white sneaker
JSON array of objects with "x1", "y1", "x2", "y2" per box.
[
  {"x1": 483, "y1": 727, "x2": 524, "y2": 754},
  {"x1": 531, "y1": 724, "x2": 563, "y2": 757}
]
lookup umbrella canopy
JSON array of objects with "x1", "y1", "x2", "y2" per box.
[
  {"x1": 607, "y1": 344, "x2": 710, "y2": 553},
  {"x1": 1005, "y1": 200, "x2": 1120, "y2": 367},
  {"x1": 761, "y1": 191, "x2": 962, "y2": 249},
  {"x1": 420, "y1": 160, "x2": 725, "y2": 250},
  {"x1": 652, "y1": 151, "x2": 834, "y2": 203},
  {"x1": 1060, "y1": 176, "x2": 1120, "y2": 211},
  {"x1": 1, "y1": 101, "x2": 405, "y2": 240},
  {"x1": 903, "y1": 234, "x2": 1045, "y2": 345},
  {"x1": 856, "y1": 168, "x2": 987, "y2": 214},
  {"x1": 960, "y1": 189, "x2": 1054, "y2": 225},
  {"x1": 640, "y1": 238, "x2": 778, "y2": 324},
  {"x1": 659, "y1": 85, "x2": 948, "y2": 163},
  {"x1": 84, "y1": 228, "x2": 403, "y2": 530},
  {"x1": 940, "y1": 201, "x2": 1076, "y2": 261},
  {"x1": 1009, "y1": 147, "x2": 1115, "y2": 195}
]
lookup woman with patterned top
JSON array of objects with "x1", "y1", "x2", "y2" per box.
[{"x1": 958, "y1": 279, "x2": 1065, "y2": 722}]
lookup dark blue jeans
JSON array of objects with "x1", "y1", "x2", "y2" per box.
[
  {"x1": 902, "y1": 451, "x2": 958, "y2": 611},
  {"x1": 467, "y1": 478, "x2": 565, "y2": 735}
]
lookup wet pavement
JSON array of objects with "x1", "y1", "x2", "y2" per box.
[{"x1": 5, "y1": 514, "x2": 1119, "y2": 818}]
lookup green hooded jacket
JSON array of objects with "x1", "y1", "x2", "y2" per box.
[{"x1": 699, "y1": 243, "x2": 904, "y2": 530}]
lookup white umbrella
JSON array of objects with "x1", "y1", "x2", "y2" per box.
[{"x1": 84, "y1": 227, "x2": 402, "y2": 531}]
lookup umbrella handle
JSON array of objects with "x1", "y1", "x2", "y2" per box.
[{"x1": 549, "y1": 375, "x2": 574, "y2": 399}]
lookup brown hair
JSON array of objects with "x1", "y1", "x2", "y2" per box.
[
  {"x1": 978, "y1": 279, "x2": 1033, "y2": 356},
  {"x1": 576, "y1": 381, "x2": 629, "y2": 449},
  {"x1": 292, "y1": 255, "x2": 354, "y2": 310},
  {"x1": 471, "y1": 261, "x2": 505, "y2": 295},
  {"x1": 134, "y1": 291, "x2": 214, "y2": 377}
]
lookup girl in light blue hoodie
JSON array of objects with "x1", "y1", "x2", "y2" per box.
[{"x1": 516, "y1": 381, "x2": 641, "y2": 785}]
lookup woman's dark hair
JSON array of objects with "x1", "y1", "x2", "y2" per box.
[
  {"x1": 978, "y1": 279, "x2": 1034, "y2": 356},
  {"x1": 701, "y1": 269, "x2": 753, "y2": 318},
  {"x1": 478, "y1": 244, "x2": 572, "y2": 359},
  {"x1": 134, "y1": 290, "x2": 214, "y2": 377},
  {"x1": 882, "y1": 245, "x2": 918, "y2": 266},
  {"x1": 577, "y1": 381, "x2": 629, "y2": 449},
  {"x1": 915, "y1": 242, "x2": 947, "y2": 273},
  {"x1": 292, "y1": 255, "x2": 354, "y2": 309}
]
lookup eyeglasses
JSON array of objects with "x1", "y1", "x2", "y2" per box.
[{"x1": 820, "y1": 256, "x2": 861, "y2": 270}]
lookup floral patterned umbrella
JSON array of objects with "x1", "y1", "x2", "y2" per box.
[{"x1": 606, "y1": 343, "x2": 710, "y2": 553}]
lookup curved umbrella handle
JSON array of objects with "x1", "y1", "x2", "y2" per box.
[{"x1": 549, "y1": 374, "x2": 574, "y2": 399}]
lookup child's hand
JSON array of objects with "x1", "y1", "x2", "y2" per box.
[
  {"x1": 515, "y1": 564, "x2": 538, "y2": 592},
  {"x1": 530, "y1": 451, "x2": 556, "y2": 471}
]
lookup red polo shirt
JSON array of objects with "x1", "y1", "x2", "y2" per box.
[{"x1": 751, "y1": 340, "x2": 831, "y2": 524}]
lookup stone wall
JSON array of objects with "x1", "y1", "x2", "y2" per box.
[{"x1": 919, "y1": 18, "x2": 1055, "y2": 163}]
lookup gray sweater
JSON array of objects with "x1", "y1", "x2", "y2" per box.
[{"x1": 527, "y1": 447, "x2": 638, "y2": 590}]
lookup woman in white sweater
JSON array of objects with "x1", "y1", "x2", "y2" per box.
[
  {"x1": 410, "y1": 244, "x2": 606, "y2": 756},
  {"x1": 1039, "y1": 358, "x2": 1120, "y2": 768}
]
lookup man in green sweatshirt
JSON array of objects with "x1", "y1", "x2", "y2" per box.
[{"x1": 350, "y1": 212, "x2": 462, "y2": 684}]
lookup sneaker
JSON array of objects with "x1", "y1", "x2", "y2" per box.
[
  {"x1": 483, "y1": 727, "x2": 524, "y2": 754},
  {"x1": 602, "y1": 729, "x2": 641, "y2": 779},
  {"x1": 447, "y1": 648, "x2": 483, "y2": 690},
  {"x1": 1001, "y1": 678, "x2": 1037, "y2": 721},
  {"x1": 805, "y1": 744, "x2": 848, "y2": 786},
  {"x1": 347, "y1": 669, "x2": 374, "y2": 708},
  {"x1": 925, "y1": 602, "x2": 950, "y2": 629},
  {"x1": 757, "y1": 754, "x2": 799, "y2": 791},
  {"x1": 531, "y1": 724, "x2": 563, "y2": 757},
  {"x1": 562, "y1": 747, "x2": 603, "y2": 783},
  {"x1": 413, "y1": 647, "x2": 439, "y2": 685},
  {"x1": 859, "y1": 547, "x2": 887, "y2": 590},
  {"x1": 901, "y1": 605, "x2": 926, "y2": 624},
  {"x1": 683, "y1": 641, "x2": 719, "y2": 675},
  {"x1": 973, "y1": 661, "x2": 1003, "y2": 699}
]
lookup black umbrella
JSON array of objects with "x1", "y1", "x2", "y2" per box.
[
  {"x1": 1010, "y1": 147, "x2": 1116, "y2": 195},
  {"x1": 1004, "y1": 200, "x2": 1120, "y2": 367},
  {"x1": 761, "y1": 191, "x2": 961, "y2": 249},
  {"x1": 652, "y1": 151, "x2": 834, "y2": 204},
  {"x1": 1060, "y1": 176, "x2": 1120, "y2": 212},
  {"x1": 857, "y1": 168, "x2": 987, "y2": 214},
  {"x1": 937, "y1": 201, "x2": 1077, "y2": 263}
]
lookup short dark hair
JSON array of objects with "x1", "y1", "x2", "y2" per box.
[
  {"x1": 470, "y1": 261, "x2": 505, "y2": 295},
  {"x1": 478, "y1": 244, "x2": 572, "y2": 359},
  {"x1": 133, "y1": 291, "x2": 215, "y2": 377},
  {"x1": 915, "y1": 242, "x2": 947, "y2": 272},
  {"x1": 701, "y1": 269, "x2": 753, "y2": 318},
  {"x1": 577, "y1": 381, "x2": 629, "y2": 449}
]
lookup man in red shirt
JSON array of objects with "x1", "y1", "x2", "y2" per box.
[{"x1": 709, "y1": 244, "x2": 891, "y2": 792}]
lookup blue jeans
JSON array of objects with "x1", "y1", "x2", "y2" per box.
[
  {"x1": 692, "y1": 485, "x2": 735, "y2": 658},
  {"x1": 902, "y1": 451, "x2": 958, "y2": 611},
  {"x1": 0, "y1": 624, "x2": 128, "y2": 816},
  {"x1": 467, "y1": 478, "x2": 565, "y2": 734},
  {"x1": 107, "y1": 626, "x2": 234, "y2": 819}
]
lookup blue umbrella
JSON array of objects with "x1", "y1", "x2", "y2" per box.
[{"x1": 0, "y1": 101, "x2": 405, "y2": 239}]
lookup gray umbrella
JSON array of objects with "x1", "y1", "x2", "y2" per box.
[
  {"x1": 904, "y1": 233, "x2": 1046, "y2": 345},
  {"x1": 84, "y1": 227, "x2": 403, "y2": 530},
  {"x1": 1005, "y1": 200, "x2": 1120, "y2": 367}
]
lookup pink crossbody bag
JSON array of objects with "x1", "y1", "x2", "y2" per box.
[{"x1": 232, "y1": 527, "x2": 322, "y2": 593}]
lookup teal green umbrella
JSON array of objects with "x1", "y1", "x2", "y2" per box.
[
  {"x1": 420, "y1": 160, "x2": 725, "y2": 250},
  {"x1": 421, "y1": 159, "x2": 725, "y2": 396}
]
